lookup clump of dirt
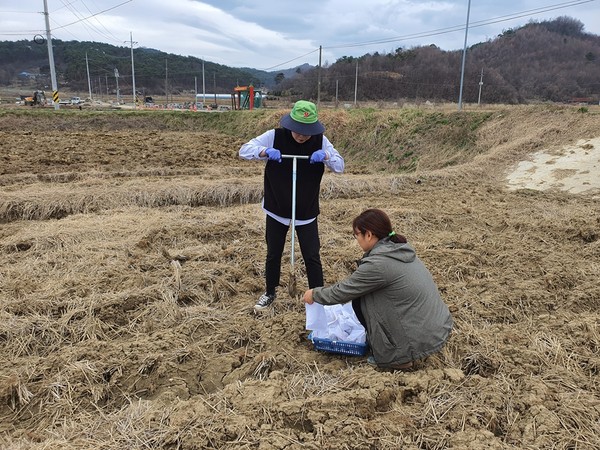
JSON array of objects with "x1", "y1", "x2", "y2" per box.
[{"x1": 0, "y1": 106, "x2": 599, "y2": 449}]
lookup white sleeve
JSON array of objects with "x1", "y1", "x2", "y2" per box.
[
  {"x1": 239, "y1": 129, "x2": 276, "y2": 160},
  {"x1": 322, "y1": 135, "x2": 345, "y2": 173}
]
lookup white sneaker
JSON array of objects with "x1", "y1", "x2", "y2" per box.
[{"x1": 254, "y1": 293, "x2": 276, "y2": 311}]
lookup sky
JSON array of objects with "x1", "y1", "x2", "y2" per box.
[{"x1": 1, "y1": 0, "x2": 599, "y2": 71}]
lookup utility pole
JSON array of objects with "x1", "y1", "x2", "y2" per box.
[
  {"x1": 458, "y1": 0, "x2": 472, "y2": 111},
  {"x1": 335, "y1": 79, "x2": 339, "y2": 108},
  {"x1": 85, "y1": 52, "x2": 92, "y2": 101},
  {"x1": 202, "y1": 60, "x2": 206, "y2": 104},
  {"x1": 165, "y1": 59, "x2": 168, "y2": 104},
  {"x1": 317, "y1": 45, "x2": 322, "y2": 108},
  {"x1": 43, "y1": 0, "x2": 59, "y2": 109},
  {"x1": 213, "y1": 72, "x2": 217, "y2": 107},
  {"x1": 114, "y1": 68, "x2": 120, "y2": 103},
  {"x1": 477, "y1": 68, "x2": 484, "y2": 105},
  {"x1": 354, "y1": 60, "x2": 358, "y2": 107},
  {"x1": 130, "y1": 32, "x2": 137, "y2": 108}
]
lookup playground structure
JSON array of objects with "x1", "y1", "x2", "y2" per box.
[{"x1": 231, "y1": 85, "x2": 263, "y2": 110}]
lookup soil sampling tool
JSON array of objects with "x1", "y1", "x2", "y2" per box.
[{"x1": 281, "y1": 154, "x2": 309, "y2": 297}]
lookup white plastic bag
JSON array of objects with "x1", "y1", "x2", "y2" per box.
[{"x1": 305, "y1": 302, "x2": 366, "y2": 344}]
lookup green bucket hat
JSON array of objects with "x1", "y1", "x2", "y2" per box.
[{"x1": 280, "y1": 100, "x2": 325, "y2": 135}]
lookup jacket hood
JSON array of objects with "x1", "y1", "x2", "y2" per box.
[{"x1": 364, "y1": 238, "x2": 416, "y2": 263}]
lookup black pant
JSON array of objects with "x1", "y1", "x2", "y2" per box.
[{"x1": 265, "y1": 215, "x2": 323, "y2": 295}]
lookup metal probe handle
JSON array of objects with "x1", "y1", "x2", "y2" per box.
[{"x1": 280, "y1": 155, "x2": 309, "y2": 271}]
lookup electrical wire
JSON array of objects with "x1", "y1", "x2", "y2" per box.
[
  {"x1": 260, "y1": 48, "x2": 320, "y2": 71},
  {"x1": 77, "y1": 0, "x2": 125, "y2": 44},
  {"x1": 251, "y1": 0, "x2": 597, "y2": 73},
  {"x1": 57, "y1": 0, "x2": 115, "y2": 42},
  {"x1": 325, "y1": 0, "x2": 596, "y2": 50},
  {"x1": 48, "y1": 0, "x2": 132, "y2": 33},
  {"x1": 0, "y1": 0, "x2": 132, "y2": 38}
]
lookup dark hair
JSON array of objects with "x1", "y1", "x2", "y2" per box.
[{"x1": 352, "y1": 208, "x2": 407, "y2": 243}]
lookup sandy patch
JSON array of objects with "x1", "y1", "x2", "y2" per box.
[{"x1": 506, "y1": 137, "x2": 600, "y2": 195}]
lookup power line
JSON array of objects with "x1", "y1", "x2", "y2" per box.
[
  {"x1": 260, "y1": 48, "x2": 320, "y2": 72},
  {"x1": 324, "y1": 0, "x2": 595, "y2": 50},
  {"x1": 75, "y1": 0, "x2": 125, "y2": 43},
  {"x1": 0, "y1": 10, "x2": 39, "y2": 14},
  {"x1": 48, "y1": 0, "x2": 132, "y2": 33},
  {"x1": 58, "y1": 0, "x2": 115, "y2": 43},
  {"x1": 0, "y1": 1, "x2": 132, "y2": 39},
  {"x1": 249, "y1": 0, "x2": 596, "y2": 74}
]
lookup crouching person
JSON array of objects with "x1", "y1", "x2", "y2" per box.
[{"x1": 303, "y1": 208, "x2": 452, "y2": 371}]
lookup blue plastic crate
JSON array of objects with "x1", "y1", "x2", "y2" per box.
[{"x1": 308, "y1": 332, "x2": 368, "y2": 356}]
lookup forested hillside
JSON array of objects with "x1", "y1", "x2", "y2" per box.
[
  {"x1": 280, "y1": 16, "x2": 600, "y2": 104},
  {"x1": 0, "y1": 40, "x2": 266, "y2": 97},
  {"x1": 1, "y1": 16, "x2": 599, "y2": 104}
]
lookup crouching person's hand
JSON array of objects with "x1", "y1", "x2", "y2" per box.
[{"x1": 303, "y1": 289, "x2": 314, "y2": 304}]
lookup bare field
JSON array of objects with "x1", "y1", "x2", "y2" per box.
[{"x1": 0, "y1": 106, "x2": 599, "y2": 450}]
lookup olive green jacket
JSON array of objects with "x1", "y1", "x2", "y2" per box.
[{"x1": 312, "y1": 238, "x2": 452, "y2": 367}]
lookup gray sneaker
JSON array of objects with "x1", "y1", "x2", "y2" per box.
[{"x1": 254, "y1": 293, "x2": 276, "y2": 311}]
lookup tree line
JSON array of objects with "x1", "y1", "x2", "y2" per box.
[
  {"x1": 0, "y1": 39, "x2": 266, "y2": 98},
  {"x1": 277, "y1": 16, "x2": 600, "y2": 104}
]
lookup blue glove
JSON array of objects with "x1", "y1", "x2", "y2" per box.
[
  {"x1": 310, "y1": 149, "x2": 327, "y2": 164},
  {"x1": 265, "y1": 147, "x2": 281, "y2": 162}
]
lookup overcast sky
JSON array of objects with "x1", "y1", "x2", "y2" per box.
[{"x1": 1, "y1": 0, "x2": 599, "y2": 70}]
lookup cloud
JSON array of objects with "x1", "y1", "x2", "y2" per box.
[{"x1": 113, "y1": 0, "x2": 319, "y2": 68}]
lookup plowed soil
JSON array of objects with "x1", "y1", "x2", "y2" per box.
[{"x1": 0, "y1": 106, "x2": 599, "y2": 450}]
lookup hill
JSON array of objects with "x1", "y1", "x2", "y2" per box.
[
  {"x1": 240, "y1": 63, "x2": 314, "y2": 89},
  {"x1": 279, "y1": 16, "x2": 600, "y2": 104},
  {"x1": 0, "y1": 39, "x2": 308, "y2": 98}
]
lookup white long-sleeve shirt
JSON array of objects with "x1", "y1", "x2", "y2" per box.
[
  {"x1": 239, "y1": 129, "x2": 345, "y2": 225},
  {"x1": 239, "y1": 129, "x2": 345, "y2": 173}
]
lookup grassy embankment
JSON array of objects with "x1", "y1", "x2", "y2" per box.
[{"x1": 0, "y1": 106, "x2": 494, "y2": 174}]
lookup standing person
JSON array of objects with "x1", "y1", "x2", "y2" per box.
[
  {"x1": 303, "y1": 208, "x2": 452, "y2": 370},
  {"x1": 239, "y1": 100, "x2": 344, "y2": 312}
]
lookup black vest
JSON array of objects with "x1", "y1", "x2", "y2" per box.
[{"x1": 263, "y1": 128, "x2": 324, "y2": 220}]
